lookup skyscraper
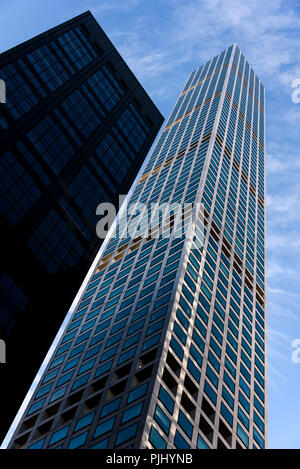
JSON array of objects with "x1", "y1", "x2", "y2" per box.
[
  {"x1": 7, "y1": 44, "x2": 266, "y2": 450},
  {"x1": 0, "y1": 11, "x2": 163, "y2": 442}
]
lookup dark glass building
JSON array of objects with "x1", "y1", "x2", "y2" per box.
[
  {"x1": 0, "y1": 11, "x2": 163, "y2": 442},
  {"x1": 7, "y1": 45, "x2": 267, "y2": 450}
]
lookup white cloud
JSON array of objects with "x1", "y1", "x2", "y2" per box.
[
  {"x1": 170, "y1": 0, "x2": 300, "y2": 84},
  {"x1": 266, "y1": 152, "x2": 300, "y2": 174},
  {"x1": 267, "y1": 261, "x2": 300, "y2": 283},
  {"x1": 104, "y1": 0, "x2": 300, "y2": 106},
  {"x1": 89, "y1": 0, "x2": 141, "y2": 14}
]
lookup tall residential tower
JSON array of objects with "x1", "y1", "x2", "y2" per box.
[
  {"x1": 0, "y1": 11, "x2": 163, "y2": 442},
  {"x1": 8, "y1": 44, "x2": 266, "y2": 450}
]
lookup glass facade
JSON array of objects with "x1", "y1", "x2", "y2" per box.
[
  {"x1": 0, "y1": 11, "x2": 163, "y2": 443},
  {"x1": 8, "y1": 44, "x2": 266, "y2": 450}
]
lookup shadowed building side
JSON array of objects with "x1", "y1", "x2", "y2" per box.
[{"x1": 0, "y1": 11, "x2": 163, "y2": 443}]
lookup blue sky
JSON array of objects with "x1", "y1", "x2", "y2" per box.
[{"x1": 0, "y1": 0, "x2": 299, "y2": 449}]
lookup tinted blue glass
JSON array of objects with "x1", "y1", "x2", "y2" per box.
[
  {"x1": 121, "y1": 402, "x2": 143, "y2": 424},
  {"x1": 115, "y1": 423, "x2": 138, "y2": 446},
  {"x1": 149, "y1": 426, "x2": 167, "y2": 449},
  {"x1": 49, "y1": 425, "x2": 70, "y2": 446},
  {"x1": 174, "y1": 430, "x2": 190, "y2": 449},
  {"x1": 94, "y1": 417, "x2": 115, "y2": 438},
  {"x1": 68, "y1": 431, "x2": 88, "y2": 449}
]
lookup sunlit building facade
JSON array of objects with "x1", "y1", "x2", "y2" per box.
[{"x1": 8, "y1": 44, "x2": 267, "y2": 450}]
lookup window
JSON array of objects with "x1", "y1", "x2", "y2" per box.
[
  {"x1": 238, "y1": 406, "x2": 249, "y2": 431},
  {"x1": 123, "y1": 333, "x2": 141, "y2": 350},
  {"x1": 121, "y1": 402, "x2": 143, "y2": 424},
  {"x1": 0, "y1": 151, "x2": 41, "y2": 225},
  {"x1": 127, "y1": 383, "x2": 148, "y2": 404},
  {"x1": 68, "y1": 165, "x2": 107, "y2": 226},
  {"x1": 27, "y1": 45, "x2": 69, "y2": 91},
  {"x1": 153, "y1": 405, "x2": 171, "y2": 435},
  {"x1": 75, "y1": 411, "x2": 95, "y2": 431},
  {"x1": 17, "y1": 141, "x2": 51, "y2": 186},
  {"x1": 253, "y1": 427, "x2": 264, "y2": 449},
  {"x1": 72, "y1": 373, "x2": 90, "y2": 391},
  {"x1": 254, "y1": 396, "x2": 264, "y2": 418},
  {"x1": 206, "y1": 365, "x2": 219, "y2": 389},
  {"x1": 101, "y1": 397, "x2": 121, "y2": 417},
  {"x1": 100, "y1": 345, "x2": 118, "y2": 363},
  {"x1": 57, "y1": 27, "x2": 96, "y2": 70},
  {"x1": 68, "y1": 431, "x2": 88, "y2": 449},
  {"x1": 178, "y1": 410, "x2": 193, "y2": 439},
  {"x1": 78, "y1": 358, "x2": 96, "y2": 375},
  {"x1": 27, "y1": 399, "x2": 46, "y2": 415},
  {"x1": 115, "y1": 423, "x2": 138, "y2": 446},
  {"x1": 49, "y1": 425, "x2": 70, "y2": 446},
  {"x1": 0, "y1": 63, "x2": 38, "y2": 118},
  {"x1": 197, "y1": 434, "x2": 210, "y2": 449},
  {"x1": 237, "y1": 424, "x2": 249, "y2": 448},
  {"x1": 254, "y1": 410, "x2": 264, "y2": 433},
  {"x1": 239, "y1": 391, "x2": 250, "y2": 413},
  {"x1": 117, "y1": 105, "x2": 148, "y2": 152},
  {"x1": 42, "y1": 369, "x2": 59, "y2": 384},
  {"x1": 56, "y1": 370, "x2": 74, "y2": 388},
  {"x1": 27, "y1": 116, "x2": 75, "y2": 175},
  {"x1": 49, "y1": 386, "x2": 67, "y2": 403},
  {"x1": 142, "y1": 334, "x2": 160, "y2": 352},
  {"x1": 173, "y1": 322, "x2": 187, "y2": 345},
  {"x1": 174, "y1": 430, "x2": 190, "y2": 449},
  {"x1": 88, "y1": 67, "x2": 123, "y2": 112},
  {"x1": 28, "y1": 439, "x2": 45, "y2": 449},
  {"x1": 221, "y1": 403, "x2": 233, "y2": 427},
  {"x1": 189, "y1": 344, "x2": 203, "y2": 371},
  {"x1": 105, "y1": 332, "x2": 122, "y2": 349},
  {"x1": 96, "y1": 132, "x2": 133, "y2": 182},
  {"x1": 94, "y1": 417, "x2": 115, "y2": 438},
  {"x1": 158, "y1": 385, "x2": 174, "y2": 414},
  {"x1": 49, "y1": 355, "x2": 65, "y2": 370},
  {"x1": 187, "y1": 358, "x2": 201, "y2": 383},
  {"x1": 170, "y1": 336, "x2": 184, "y2": 360},
  {"x1": 204, "y1": 381, "x2": 217, "y2": 405},
  {"x1": 28, "y1": 209, "x2": 84, "y2": 273},
  {"x1": 62, "y1": 89, "x2": 101, "y2": 138},
  {"x1": 118, "y1": 346, "x2": 137, "y2": 365},
  {"x1": 91, "y1": 438, "x2": 109, "y2": 449},
  {"x1": 149, "y1": 426, "x2": 167, "y2": 449}
]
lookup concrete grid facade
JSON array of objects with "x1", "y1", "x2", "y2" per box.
[{"x1": 8, "y1": 44, "x2": 267, "y2": 450}]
